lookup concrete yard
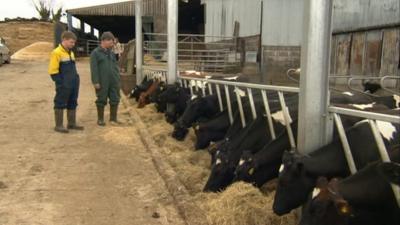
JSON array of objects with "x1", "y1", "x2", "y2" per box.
[{"x1": 0, "y1": 59, "x2": 186, "y2": 225}]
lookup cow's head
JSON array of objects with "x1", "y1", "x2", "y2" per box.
[
  {"x1": 165, "y1": 103, "x2": 177, "y2": 124},
  {"x1": 203, "y1": 150, "x2": 234, "y2": 192},
  {"x1": 171, "y1": 121, "x2": 189, "y2": 141},
  {"x1": 158, "y1": 83, "x2": 183, "y2": 103},
  {"x1": 194, "y1": 125, "x2": 225, "y2": 150},
  {"x1": 273, "y1": 150, "x2": 315, "y2": 215},
  {"x1": 233, "y1": 150, "x2": 258, "y2": 183},
  {"x1": 299, "y1": 177, "x2": 352, "y2": 225}
]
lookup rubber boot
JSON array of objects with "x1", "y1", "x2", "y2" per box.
[
  {"x1": 54, "y1": 109, "x2": 69, "y2": 133},
  {"x1": 110, "y1": 104, "x2": 122, "y2": 125},
  {"x1": 67, "y1": 109, "x2": 84, "y2": 130},
  {"x1": 97, "y1": 106, "x2": 106, "y2": 126}
]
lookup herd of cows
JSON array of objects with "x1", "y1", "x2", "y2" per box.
[{"x1": 130, "y1": 73, "x2": 400, "y2": 225}]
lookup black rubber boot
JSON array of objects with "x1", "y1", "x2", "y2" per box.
[
  {"x1": 110, "y1": 105, "x2": 121, "y2": 124},
  {"x1": 54, "y1": 109, "x2": 69, "y2": 133},
  {"x1": 97, "y1": 106, "x2": 106, "y2": 126},
  {"x1": 67, "y1": 109, "x2": 84, "y2": 130}
]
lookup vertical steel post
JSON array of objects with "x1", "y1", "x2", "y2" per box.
[
  {"x1": 167, "y1": 0, "x2": 178, "y2": 84},
  {"x1": 67, "y1": 13, "x2": 73, "y2": 31},
  {"x1": 135, "y1": 0, "x2": 143, "y2": 84},
  {"x1": 297, "y1": 0, "x2": 333, "y2": 154}
]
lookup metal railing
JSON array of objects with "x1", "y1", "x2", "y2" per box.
[
  {"x1": 328, "y1": 106, "x2": 400, "y2": 207},
  {"x1": 286, "y1": 69, "x2": 400, "y2": 95},
  {"x1": 179, "y1": 76, "x2": 300, "y2": 149},
  {"x1": 143, "y1": 33, "x2": 240, "y2": 73}
]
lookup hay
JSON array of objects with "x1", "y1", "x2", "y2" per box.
[
  {"x1": 101, "y1": 127, "x2": 136, "y2": 145},
  {"x1": 129, "y1": 101, "x2": 296, "y2": 225},
  {"x1": 11, "y1": 41, "x2": 53, "y2": 61},
  {"x1": 197, "y1": 182, "x2": 296, "y2": 225}
]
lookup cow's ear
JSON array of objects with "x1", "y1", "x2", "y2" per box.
[{"x1": 378, "y1": 162, "x2": 400, "y2": 186}]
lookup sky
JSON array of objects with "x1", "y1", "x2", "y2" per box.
[{"x1": 0, "y1": 0, "x2": 131, "y2": 21}]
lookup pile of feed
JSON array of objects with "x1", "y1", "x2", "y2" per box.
[
  {"x1": 130, "y1": 101, "x2": 296, "y2": 225},
  {"x1": 11, "y1": 42, "x2": 53, "y2": 61}
]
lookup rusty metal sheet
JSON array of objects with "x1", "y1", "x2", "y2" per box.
[
  {"x1": 349, "y1": 32, "x2": 365, "y2": 75},
  {"x1": 335, "y1": 34, "x2": 351, "y2": 75},
  {"x1": 380, "y1": 28, "x2": 400, "y2": 77},
  {"x1": 363, "y1": 31, "x2": 383, "y2": 76},
  {"x1": 330, "y1": 35, "x2": 337, "y2": 75}
]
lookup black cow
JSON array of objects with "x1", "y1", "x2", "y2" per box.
[
  {"x1": 273, "y1": 119, "x2": 400, "y2": 216},
  {"x1": 300, "y1": 156, "x2": 400, "y2": 225},
  {"x1": 193, "y1": 110, "x2": 231, "y2": 150},
  {"x1": 157, "y1": 83, "x2": 191, "y2": 123},
  {"x1": 172, "y1": 94, "x2": 223, "y2": 141},
  {"x1": 378, "y1": 161, "x2": 400, "y2": 186}
]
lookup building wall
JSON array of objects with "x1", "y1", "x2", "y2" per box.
[
  {"x1": 203, "y1": 0, "x2": 262, "y2": 42},
  {"x1": 332, "y1": 0, "x2": 400, "y2": 32}
]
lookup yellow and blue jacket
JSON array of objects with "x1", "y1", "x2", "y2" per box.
[{"x1": 48, "y1": 44, "x2": 79, "y2": 87}]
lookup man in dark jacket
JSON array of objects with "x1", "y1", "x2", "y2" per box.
[
  {"x1": 48, "y1": 31, "x2": 84, "y2": 133},
  {"x1": 90, "y1": 32, "x2": 121, "y2": 126}
]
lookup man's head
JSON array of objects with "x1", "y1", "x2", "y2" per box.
[
  {"x1": 61, "y1": 31, "x2": 77, "y2": 50},
  {"x1": 100, "y1": 32, "x2": 115, "y2": 49}
]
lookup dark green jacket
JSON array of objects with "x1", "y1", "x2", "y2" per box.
[{"x1": 90, "y1": 47, "x2": 120, "y2": 86}]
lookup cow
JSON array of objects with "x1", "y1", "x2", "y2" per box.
[
  {"x1": 272, "y1": 118, "x2": 400, "y2": 216},
  {"x1": 378, "y1": 161, "x2": 400, "y2": 186},
  {"x1": 233, "y1": 103, "x2": 393, "y2": 188},
  {"x1": 203, "y1": 95, "x2": 299, "y2": 192},
  {"x1": 138, "y1": 80, "x2": 160, "y2": 108},
  {"x1": 156, "y1": 83, "x2": 192, "y2": 123},
  {"x1": 129, "y1": 76, "x2": 154, "y2": 101},
  {"x1": 300, "y1": 155, "x2": 400, "y2": 225},
  {"x1": 193, "y1": 110, "x2": 231, "y2": 150}
]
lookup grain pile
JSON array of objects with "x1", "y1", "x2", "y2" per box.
[
  {"x1": 131, "y1": 101, "x2": 296, "y2": 225},
  {"x1": 11, "y1": 42, "x2": 53, "y2": 61}
]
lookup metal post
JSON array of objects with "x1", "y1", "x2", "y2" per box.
[
  {"x1": 297, "y1": 0, "x2": 333, "y2": 154},
  {"x1": 67, "y1": 13, "x2": 73, "y2": 31},
  {"x1": 167, "y1": 0, "x2": 178, "y2": 84},
  {"x1": 135, "y1": 0, "x2": 143, "y2": 84}
]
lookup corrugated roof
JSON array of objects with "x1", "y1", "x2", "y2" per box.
[{"x1": 66, "y1": 0, "x2": 166, "y2": 17}]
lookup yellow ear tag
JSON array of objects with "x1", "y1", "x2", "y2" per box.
[
  {"x1": 195, "y1": 125, "x2": 200, "y2": 130},
  {"x1": 339, "y1": 205, "x2": 350, "y2": 215},
  {"x1": 248, "y1": 168, "x2": 255, "y2": 175}
]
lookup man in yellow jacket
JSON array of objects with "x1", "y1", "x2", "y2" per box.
[{"x1": 48, "y1": 31, "x2": 84, "y2": 133}]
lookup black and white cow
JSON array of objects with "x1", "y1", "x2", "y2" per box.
[
  {"x1": 129, "y1": 76, "x2": 154, "y2": 101},
  {"x1": 300, "y1": 154, "x2": 400, "y2": 225},
  {"x1": 273, "y1": 118, "x2": 400, "y2": 216},
  {"x1": 203, "y1": 94, "x2": 299, "y2": 192}
]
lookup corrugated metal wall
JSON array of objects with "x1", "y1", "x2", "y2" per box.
[
  {"x1": 261, "y1": 0, "x2": 304, "y2": 46},
  {"x1": 204, "y1": 0, "x2": 262, "y2": 42},
  {"x1": 332, "y1": 0, "x2": 400, "y2": 33}
]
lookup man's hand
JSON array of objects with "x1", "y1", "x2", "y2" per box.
[{"x1": 93, "y1": 83, "x2": 101, "y2": 90}]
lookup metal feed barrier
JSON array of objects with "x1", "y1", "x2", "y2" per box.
[
  {"x1": 329, "y1": 106, "x2": 400, "y2": 207},
  {"x1": 287, "y1": 69, "x2": 400, "y2": 96},
  {"x1": 179, "y1": 76, "x2": 300, "y2": 149}
]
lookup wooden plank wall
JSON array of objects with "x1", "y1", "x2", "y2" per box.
[{"x1": 331, "y1": 28, "x2": 400, "y2": 81}]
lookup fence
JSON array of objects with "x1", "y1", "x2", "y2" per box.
[
  {"x1": 143, "y1": 33, "x2": 240, "y2": 73},
  {"x1": 329, "y1": 106, "x2": 400, "y2": 207},
  {"x1": 178, "y1": 76, "x2": 299, "y2": 150}
]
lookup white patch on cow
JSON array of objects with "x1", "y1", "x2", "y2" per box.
[
  {"x1": 190, "y1": 80, "x2": 206, "y2": 89},
  {"x1": 205, "y1": 75, "x2": 212, "y2": 79},
  {"x1": 224, "y1": 76, "x2": 239, "y2": 81},
  {"x1": 191, "y1": 95, "x2": 198, "y2": 100},
  {"x1": 239, "y1": 159, "x2": 245, "y2": 166},
  {"x1": 376, "y1": 120, "x2": 396, "y2": 141},
  {"x1": 279, "y1": 164, "x2": 285, "y2": 173},
  {"x1": 271, "y1": 107, "x2": 293, "y2": 126},
  {"x1": 234, "y1": 87, "x2": 246, "y2": 97},
  {"x1": 393, "y1": 95, "x2": 400, "y2": 108},
  {"x1": 350, "y1": 102, "x2": 375, "y2": 110},
  {"x1": 342, "y1": 92, "x2": 354, "y2": 96},
  {"x1": 312, "y1": 188, "x2": 321, "y2": 199},
  {"x1": 216, "y1": 158, "x2": 222, "y2": 165}
]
